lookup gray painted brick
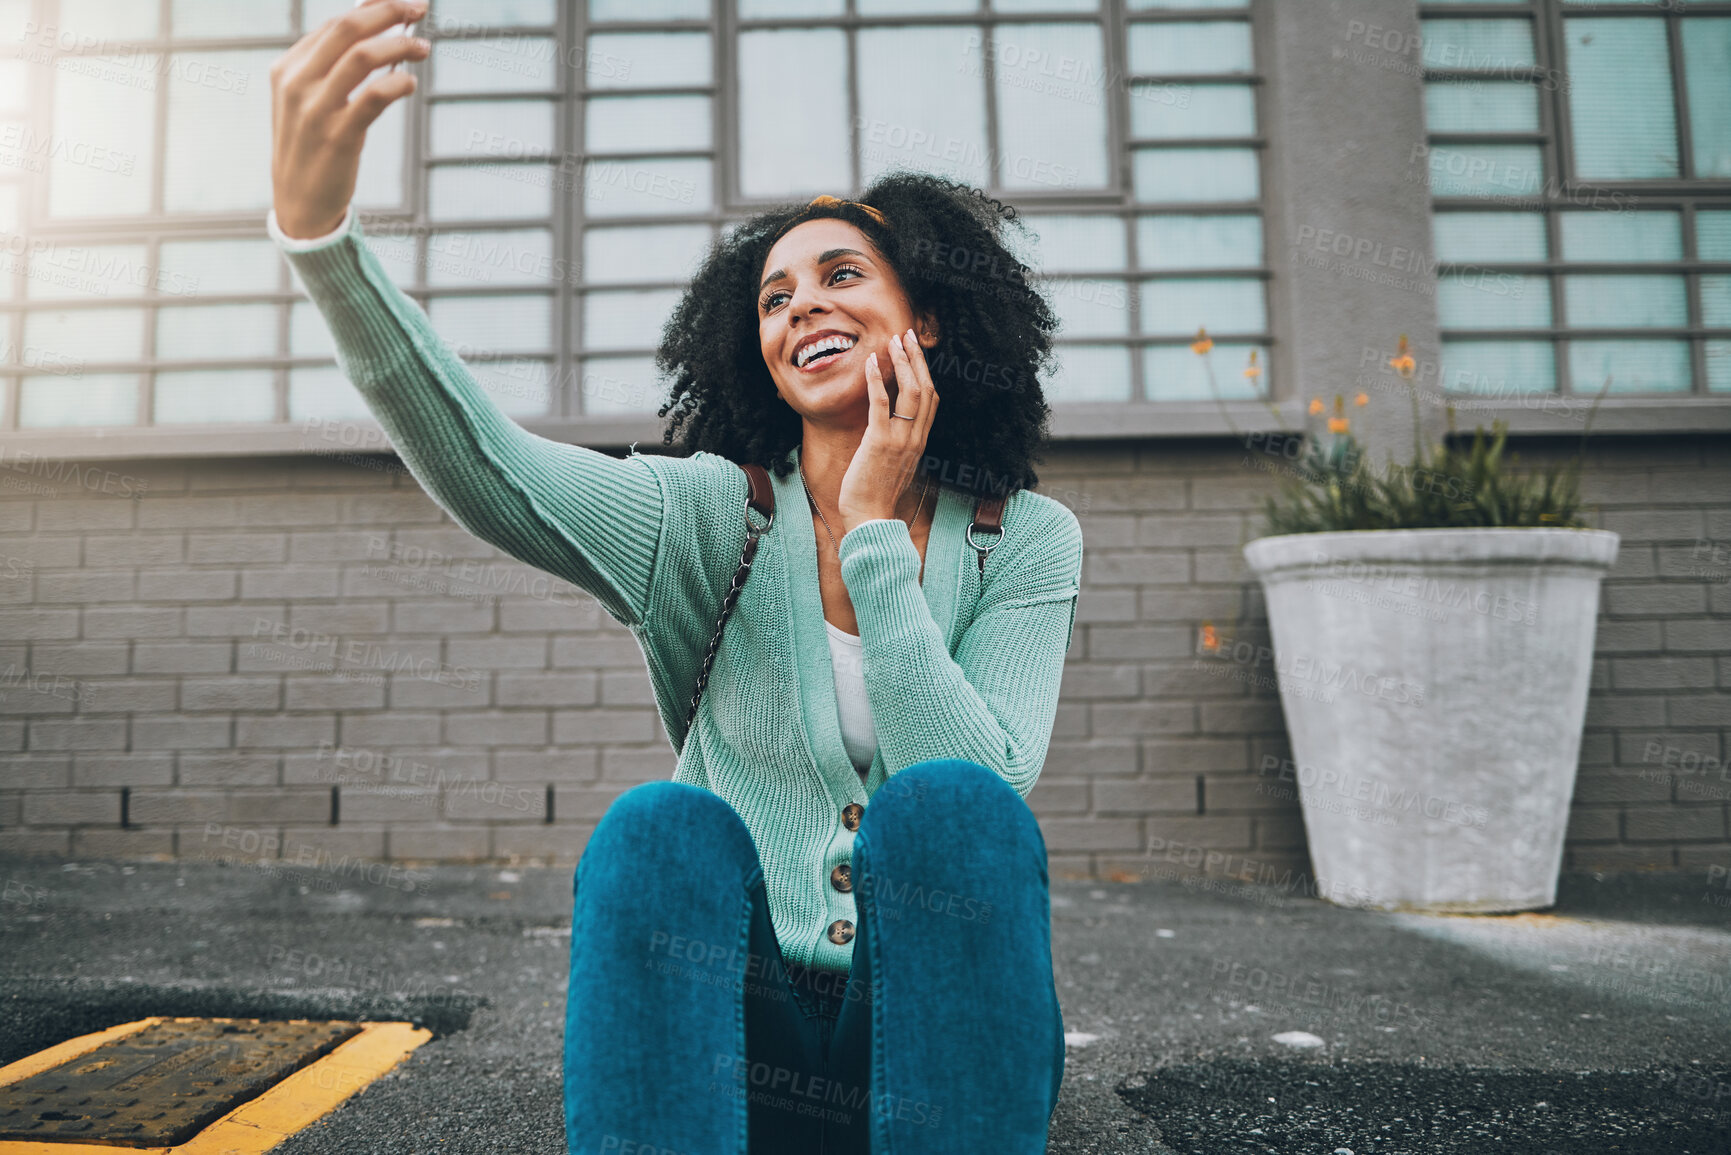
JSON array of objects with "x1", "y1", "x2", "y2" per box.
[
  {"x1": 1089, "y1": 625, "x2": 1193, "y2": 661},
  {"x1": 241, "y1": 568, "x2": 342, "y2": 600},
  {"x1": 189, "y1": 534, "x2": 288, "y2": 565},
  {"x1": 496, "y1": 749, "x2": 598, "y2": 784},
  {"x1": 446, "y1": 710, "x2": 551, "y2": 746},
  {"x1": 341, "y1": 786, "x2": 441, "y2": 823},
  {"x1": 180, "y1": 753, "x2": 282, "y2": 787},
  {"x1": 130, "y1": 790, "x2": 229, "y2": 825},
  {"x1": 493, "y1": 824, "x2": 592, "y2": 862},
  {"x1": 6, "y1": 757, "x2": 70, "y2": 788},
  {"x1": 1662, "y1": 619, "x2": 1731, "y2": 652},
  {"x1": 1085, "y1": 553, "x2": 1191, "y2": 586},
  {"x1": 84, "y1": 536, "x2": 185, "y2": 567},
  {"x1": 236, "y1": 714, "x2": 336, "y2": 748},
  {"x1": 1136, "y1": 514, "x2": 1249, "y2": 549},
  {"x1": 84, "y1": 607, "x2": 183, "y2": 639},
  {"x1": 0, "y1": 830, "x2": 70, "y2": 856},
  {"x1": 1624, "y1": 806, "x2": 1726, "y2": 842},
  {"x1": 444, "y1": 779, "x2": 547, "y2": 821},
  {"x1": 279, "y1": 603, "x2": 391, "y2": 639},
  {"x1": 1080, "y1": 476, "x2": 1187, "y2": 512},
  {"x1": 338, "y1": 712, "x2": 444, "y2": 747},
  {"x1": 1612, "y1": 657, "x2": 1717, "y2": 691},
  {"x1": 389, "y1": 673, "x2": 490, "y2": 709},
  {"x1": 1144, "y1": 738, "x2": 1252, "y2": 774},
  {"x1": 447, "y1": 636, "x2": 549, "y2": 669},
  {"x1": 132, "y1": 716, "x2": 232, "y2": 749},
  {"x1": 27, "y1": 719, "x2": 127, "y2": 751},
  {"x1": 496, "y1": 672, "x2": 599, "y2": 708},
  {"x1": 1059, "y1": 664, "x2": 1140, "y2": 700},
  {"x1": 1603, "y1": 583, "x2": 1708, "y2": 617},
  {"x1": 390, "y1": 826, "x2": 492, "y2": 860},
  {"x1": 36, "y1": 502, "x2": 134, "y2": 532},
  {"x1": 78, "y1": 680, "x2": 177, "y2": 713},
  {"x1": 600, "y1": 747, "x2": 675, "y2": 782},
  {"x1": 552, "y1": 710, "x2": 654, "y2": 745},
  {"x1": 24, "y1": 790, "x2": 120, "y2": 825},
  {"x1": 551, "y1": 786, "x2": 629, "y2": 821},
  {"x1": 1594, "y1": 619, "x2": 1663, "y2": 653},
  {"x1": 1095, "y1": 779, "x2": 1196, "y2": 814},
  {"x1": 1092, "y1": 701, "x2": 1195, "y2": 737},
  {"x1": 1599, "y1": 510, "x2": 1705, "y2": 542},
  {"x1": 392, "y1": 599, "x2": 497, "y2": 634},
  {"x1": 1044, "y1": 741, "x2": 1138, "y2": 776},
  {"x1": 138, "y1": 569, "x2": 239, "y2": 602},
  {"x1": 1040, "y1": 817, "x2": 1142, "y2": 852},
  {"x1": 1075, "y1": 589, "x2": 1138, "y2": 625},
  {"x1": 181, "y1": 678, "x2": 285, "y2": 712},
  {"x1": 35, "y1": 571, "x2": 136, "y2": 602},
  {"x1": 0, "y1": 610, "x2": 79, "y2": 639},
  {"x1": 291, "y1": 530, "x2": 397, "y2": 563},
  {"x1": 187, "y1": 604, "x2": 285, "y2": 637},
  {"x1": 284, "y1": 675, "x2": 387, "y2": 711},
  {"x1": 599, "y1": 672, "x2": 654, "y2": 706},
  {"x1": 550, "y1": 635, "x2": 649, "y2": 668},
  {"x1": 501, "y1": 596, "x2": 603, "y2": 633},
  {"x1": 138, "y1": 497, "x2": 241, "y2": 530},
  {"x1": 27, "y1": 643, "x2": 130, "y2": 676},
  {"x1": 1668, "y1": 696, "x2": 1731, "y2": 727},
  {"x1": 133, "y1": 643, "x2": 232, "y2": 675}
]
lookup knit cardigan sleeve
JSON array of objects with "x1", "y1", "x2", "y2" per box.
[
  {"x1": 837, "y1": 497, "x2": 1084, "y2": 797},
  {"x1": 270, "y1": 210, "x2": 664, "y2": 628}
]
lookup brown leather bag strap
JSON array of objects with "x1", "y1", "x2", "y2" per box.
[
  {"x1": 969, "y1": 492, "x2": 1006, "y2": 574},
  {"x1": 682, "y1": 462, "x2": 774, "y2": 748}
]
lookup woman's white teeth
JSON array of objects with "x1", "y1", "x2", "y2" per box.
[{"x1": 796, "y1": 335, "x2": 856, "y2": 368}]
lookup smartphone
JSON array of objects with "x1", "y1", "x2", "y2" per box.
[{"x1": 352, "y1": 0, "x2": 420, "y2": 74}]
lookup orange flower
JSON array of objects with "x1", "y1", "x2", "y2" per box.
[
  {"x1": 1328, "y1": 416, "x2": 1351, "y2": 434},
  {"x1": 1354, "y1": 392, "x2": 1369, "y2": 407},
  {"x1": 1190, "y1": 327, "x2": 1213, "y2": 355},
  {"x1": 1243, "y1": 350, "x2": 1261, "y2": 379},
  {"x1": 1388, "y1": 334, "x2": 1416, "y2": 380},
  {"x1": 1199, "y1": 621, "x2": 1220, "y2": 653},
  {"x1": 1308, "y1": 398, "x2": 1325, "y2": 416}
]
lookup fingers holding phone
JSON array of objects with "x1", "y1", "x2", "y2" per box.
[{"x1": 269, "y1": 0, "x2": 430, "y2": 239}]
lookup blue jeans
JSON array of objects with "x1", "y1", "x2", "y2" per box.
[{"x1": 563, "y1": 758, "x2": 1066, "y2": 1154}]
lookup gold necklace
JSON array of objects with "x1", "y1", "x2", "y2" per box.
[{"x1": 801, "y1": 465, "x2": 934, "y2": 559}]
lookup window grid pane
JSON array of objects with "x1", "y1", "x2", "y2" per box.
[
  {"x1": 4, "y1": 3, "x2": 1277, "y2": 434},
  {"x1": 1421, "y1": 1, "x2": 1731, "y2": 398}
]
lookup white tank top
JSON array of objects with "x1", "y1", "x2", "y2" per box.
[{"x1": 825, "y1": 620, "x2": 876, "y2": 779}]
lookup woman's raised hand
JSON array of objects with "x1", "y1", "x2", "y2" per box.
[
  {"x1": 837, "y1": 329, "x2": 940, "y2": 535},
  {"x1": 269, "y1": 0, "x2": 430, "y2": 240}
]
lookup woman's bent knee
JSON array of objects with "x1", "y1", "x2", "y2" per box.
[{"x1": 579, "y1": 781, "x2": 759, "y2": 886}]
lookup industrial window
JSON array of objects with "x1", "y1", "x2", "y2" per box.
[
  {"x1": 0, "y1": 0, "x2": 1271, "y2": 436},
  {"x1": 1418, "y1": 0, "x2": 1731, "y2": 398}
]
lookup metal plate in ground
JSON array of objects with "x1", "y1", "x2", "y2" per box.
[{"x1": 0, "y1": 1017, "x2": 363, "y2": 1147}]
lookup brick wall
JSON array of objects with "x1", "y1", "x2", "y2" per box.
[{"x1": 1, "y1": 436, "x2": 1727, "y2": 879}]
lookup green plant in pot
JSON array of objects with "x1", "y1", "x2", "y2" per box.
[{"x1": 1203, "y1": 332, "x2": 1619, "y2": 913}]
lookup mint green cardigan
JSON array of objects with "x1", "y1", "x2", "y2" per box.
[{"x1": 274, "y1": 209, "x2": 1084, "y2": 973}]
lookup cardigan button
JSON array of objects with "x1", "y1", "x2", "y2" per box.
[
  {"x1": 841, "y1": 803, "x2": 864, "y2": 831},
  {"x1": 827, "y1": 919, "x2": 855, "y2": 945},
  {"x1": 830, "y1": 863, "x2": 852, "y2": 893}
]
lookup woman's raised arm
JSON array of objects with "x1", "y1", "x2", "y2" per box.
[{"x1": 269, "y1": 0, "x2": 664, "y2": 627}]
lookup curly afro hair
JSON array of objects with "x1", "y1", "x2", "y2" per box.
[{"x1": 652, "y1": 170, "x2": 1060, "y2": 502}]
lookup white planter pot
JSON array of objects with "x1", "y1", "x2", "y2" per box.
[{"x1": 1241, "y1": 528, "x2": 1619, "y2": 914}]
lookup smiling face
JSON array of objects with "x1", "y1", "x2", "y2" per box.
[{"x1": 757, "y1": 217, "x2": 937, "y2": 422}]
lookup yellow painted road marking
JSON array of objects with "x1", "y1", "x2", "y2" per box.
[{"x1": 0, "y1": 1019, "x2": 432, "y2": 1154}]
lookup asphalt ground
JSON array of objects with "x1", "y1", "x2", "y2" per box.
[{"x1": 2, "y1": 859, "x2": 1727, "y2": 1154}]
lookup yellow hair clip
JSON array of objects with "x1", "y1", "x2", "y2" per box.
[{"x1": 808, "y1": 194, "x2": 889, "y2": 227}]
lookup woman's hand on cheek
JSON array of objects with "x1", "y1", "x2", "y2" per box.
[{"x1": 837, "y1": 328, "x2": 939, "y2": 537}]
